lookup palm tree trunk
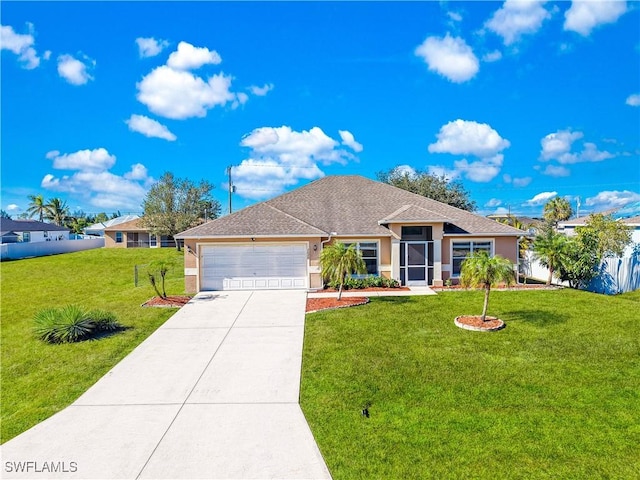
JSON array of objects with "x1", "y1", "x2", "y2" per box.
[
  {"x1": 547, "y1": 267, "x2": 553, "y2": 286},
  {"x1": 481, "y1": 285, "x2": 490, "y2": 322},
  {"x1": 338, "y1": 283, "x2": 343, "y2": 301}
]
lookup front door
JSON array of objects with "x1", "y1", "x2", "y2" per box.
[{"x1": 400, "y1": 241, "x2": 433, "y2": 286}]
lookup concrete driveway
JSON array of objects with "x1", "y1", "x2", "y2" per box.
[{"x1": 1, "y1": 290, "x2": 332, "y2": 480}]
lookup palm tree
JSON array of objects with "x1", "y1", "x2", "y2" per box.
[
  {"x1": 26, "y1": 194, "x2": 47, "y2": 222},
  {"x1": 44, "y1": 198, "x2": 69, "y2": 226},
  {"x1": 460, "y1": 251, "x2": 515, "y2": 322},
  {"x1": 533, "y1": 227, "x2": 569, "y2": 285},
  {"x1": 543, "y1": 197, "x2": 573, "y2": 226},
  {"x1": 319, "y1": 241, "x2": 367, "y2": 300}
]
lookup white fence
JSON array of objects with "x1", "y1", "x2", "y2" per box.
[
  {"x1": 0, "y1": 238, "x2": 105, "y2": 261},
  {"x1": 524, "y1": 250, "x2": 640, "y2": 294}
]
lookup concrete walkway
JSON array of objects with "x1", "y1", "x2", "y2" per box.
[{"x1": 1, "y1": 291, "x2": 331, "y2": 480}]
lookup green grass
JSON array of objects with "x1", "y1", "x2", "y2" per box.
[
  {"x1": 301, "y1": 289, "x2": 640, "y2": 479},
  {"x1": 1, "y1": 248, "x2": 185, "y2": 443}
]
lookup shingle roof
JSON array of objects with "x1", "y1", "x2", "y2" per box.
[
  {"x1": 177, "y1": 175, "x2": 524, "y2": 238},
  {"x1": 103, "y1": 218, "x2": 146, "y2": 232},
  {"x1": 0, "y1": 218, "x2": 69, "y2": 233}
]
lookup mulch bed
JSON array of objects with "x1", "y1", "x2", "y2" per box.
[
  {"x1": 306, "y1": 296, "x2": 369, "y2": 313},
  {"x1": 454, "y1": 315, "x2": 505, "y2": 332},
  {"x1": 320, "y1": 286, "x2": 410, "y2": 292},
  {"x1": 142, "y1": 295, "x2": 193, "y2": 308}
]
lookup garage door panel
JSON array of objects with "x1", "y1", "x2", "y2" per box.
[{"x1": 201, "y1": 244, "x2": 308, "y2": 291}]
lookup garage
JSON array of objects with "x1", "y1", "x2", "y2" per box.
[{"x1": 200, "y1": 243, "x2": 308, "y2": 291}]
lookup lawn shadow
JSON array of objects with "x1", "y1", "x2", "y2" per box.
[
  {"x1": 369, "y1": 296, "x2": 415, "y2": 305},
  {"x1": 507, "y1": 309, "x2": 568, "y2": 326},
  {"x1": 89, "y1": 325, "x2": 132, "y2": 341}
]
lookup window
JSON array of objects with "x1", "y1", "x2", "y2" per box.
[
  {"x1": 22, "y1": 232, "x2": 31, "y2": 243},
  {"x1": 115, "y1": 232, "x2": 123, "y2": 243},
  {"x1": 401, "y1": 226, "x2": 432, "y2": 241},
  {"x1": 346, "y1": 242, "x2": 378, "y2": 275},
  {"x1": 451, "y1": 240, "x2": 492, "y2": 276}
]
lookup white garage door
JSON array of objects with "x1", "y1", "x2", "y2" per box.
[{"x1": 200, "y1": 244, "x2": 308, "y2": 290}]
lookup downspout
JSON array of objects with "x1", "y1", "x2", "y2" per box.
[{"x1": 318, "y1": 232, "x2": 337, "y2": 288}]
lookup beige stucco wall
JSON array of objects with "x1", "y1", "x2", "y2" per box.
[{"x1": 104, "y1": 231, "x2": 125, "y2": 248}]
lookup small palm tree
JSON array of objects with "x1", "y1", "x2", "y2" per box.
[
  {"x1": 319, "y1": 242, "x2": 366, "y2": 300},
  {"x1": 460, "y1": 251, "x2": 515, "y2": 322},
  {"x1": 533, "y1": 227, "x2": 569, "y2": 286},
  {"x1": 26, "y1": 194, "x2": 47, "y2": 222}
]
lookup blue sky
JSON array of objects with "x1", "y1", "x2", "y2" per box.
[{"x1": 2, "y1": 1, "x2": 639, "y2": 219}]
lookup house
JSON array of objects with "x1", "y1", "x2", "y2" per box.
[
  {"x1": 84, "y1": 214, "x2": 141, "y2": 237},
  {"x1": 103, "y1": 218, "x2": 177, "y2": 248},
  {"x1": 175, "y1": 175, "x2": 524, "y2": 292},
  {"x1": 0, "y1": 218, "x2": 70, "y2": 244},
  {"x1": 558, "y1": 214, "x2": 640, "y2": 258}
]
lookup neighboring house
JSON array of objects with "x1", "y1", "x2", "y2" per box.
[
  {"x1": 103, "y1": 218, "x2": 177, "y2": 248},
  {"x1": 84, "y1": 214, "x2": 141, "y2": 237},
  {"x1": 0, "y1": 218, "x2": 69, "y2": 244},
  {"x1": 175, "y1": 175, "x2": 524, "y2": 292}
]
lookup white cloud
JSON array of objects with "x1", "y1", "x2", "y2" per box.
[
  {"x1": 137, "y1": 66, "x2": 236, "y2": 119},
  {"x1": 57, "y1": 54, "x2": 94, "y2": 85},
  {"x1": 124, "y1": 163, "x2": 149, "y2": 181},
  {"x1": 126, "y1": 114, "x2": 177, "y2": 141},
  {"x1": 485, "y1": 198, "x2": 502, "y2": 207},
  {"x1": 492, "y1": 207, "x2": 510, "y2": 215},
  {"x1": 429, "y1": 119, "x2": 510, "y2": 157},
  {"x1": 540, "y1": 129, "x2": 614, "y2": 164},
  {"x1": 427, "y1": 165, "x2": 460, "y2": 180},
  {"x1": 564, "y1": 0, "x2": 627, "y2": 36},
  {"x1": 513, "y1": 176, "x2": 532, "y2": 187},
  {"x1": 415, "y1": 33, "x2": 479, "y2": 83},
  {"x1": 7, "y1": 204, "x2": 20, "y2": 211},
  {"x1": 448, "y1": 11, "x2": 463, "y2": 22},
  {"x1": 233, "y1": 126, "x2": 360, "y2": 199},
  {"x1": 396, "y1": 165, "x2": 418, "y2": 177},
  {"x1": 486, "y1": 0, "x2": 552, "y2": 45},
  {"x1": 166, "y1": 41, "x2": 221, "y2": 70},
  {"x1": 233, "y1": 92, "x2": 249, "y2": 109},
  {"x1": 428, "y1": 120, "x2": 510, "y2": 183},
  {"x1": 525, "y1": 191, "x2": 558, "y2": 206},
  {"x1": 482, "y1": 50, "x2": 503, "y2": 62},
  {"x1": 136, "y1": 37, "x2": 169, "y2": 58},
  {"x1": 338, "y1": 130, "x2": 363, "y2": 152},
  {"x1": 626, "y1": 93, "x2": 640, "y2": 107},
  {"x1": 249, "y1": 83, "x2": 274, "y2": 96},
  {"x1": 47, "y1": 148, "x2": 116, "y2": 171},
  {"x1": 41, "y1": 148, "x2": 151, "y2": 210},
  {"x1": 542, "y1": 164, "x2": 571, "y2": 177},
  {"x1": 1, "y1": 24, "x2": 41, "y2": 69},
  {"x1": 585, "y1": 190, "x2": 640, "y2": 210}
]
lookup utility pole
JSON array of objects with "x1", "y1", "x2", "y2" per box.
[
  {"x1": 576, "y1": 197, "x2": 581, "y2": 218},
  {"x1": 227, "y1": 166, "x2": 234, "y2": 214}
]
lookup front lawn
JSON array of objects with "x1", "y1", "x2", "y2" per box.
[
  {"x1": 1, "y1": 248, "x2": 184, "y2": 443},
  {"x1": 301, "y1": 289, "x2": 640, "y2": 479}
]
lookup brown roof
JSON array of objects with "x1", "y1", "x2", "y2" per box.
[
  {"x1": 177, "y1": 175, "x2": 524, "y2": 238},
  {"x1": 103, "y1": 218, "x2": 147, "y2": 232}
]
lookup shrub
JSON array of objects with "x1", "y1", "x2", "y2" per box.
[
  {"x1": 34, "y1": 306, "x2": 123, "y2": 344},
  {"x1": 327, "y1": 275, "x2": 400, "y2": 290}
]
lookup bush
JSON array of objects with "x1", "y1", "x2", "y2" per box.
[
  {"x1": 327, "y1": 275, "x2": 400, "y2": 290},
  {"x1": 34, "y1": 306, "x2": 123, "y2": 344}
]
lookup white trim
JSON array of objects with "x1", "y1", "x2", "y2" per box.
[
  {"x1": 184, "y1": 268, "x2": 197, "y2": 276},
  {"x1": 338, "y1": 239, "x2": 381, "y2": 276},
  {"x1": 379, "y1": 264, "x2": 392, "y2": 272}
]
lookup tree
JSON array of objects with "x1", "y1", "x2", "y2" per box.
[
  {"x1": 543, "y1": 197, "x2": 573, "y2": 226},
  {"x1": 26, "y1": 194, "x2": 47, "y2": 222},
  {"x1": 94, "y1": 212, "x2": 109, "y2": 224},
  {"x1": 533, "y1": 226, "x2": 570, "y2": 285},
  {"x1": 140, "y1": 172, "x2": 221, "y2": 251},
  {"x1": 319, "y1": 242, "x2": 367, "y2": 300},
  {"x1": 147, "y1": 260, "x2": 172, "y2": 299},
  {"x1": 578, "y1": 213, "x2": 632, "y2": 259},
  {"x1": 460, "y1": 251, "x2": 515, "y2": 322},
  {"x1": 0, "y1": 210, "x2": 11, "y2": 219},
  {"x1": 377, "y1": 167, "x2": 477, "y2": 211},
  {"x1": 44, "y1": 198, "x2": 69, "y2": 226}
]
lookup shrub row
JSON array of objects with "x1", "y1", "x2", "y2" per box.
[
  {"x1": 34, "y1": 305, "x2": 123, "y2": 344},
  {"x1": 326, "y1": 276, "x2": 400, "y2": 290}
]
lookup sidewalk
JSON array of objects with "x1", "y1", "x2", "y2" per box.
[{"x1": 307, "y1": 286, "x2": 437, "y2": 298}]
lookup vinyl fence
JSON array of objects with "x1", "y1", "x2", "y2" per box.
[
  {"x1": 0, "y1": 238, "x2": 105, "y2": 261},
  {"x1": 524, "y1": 250, "x2": 640, "y2": 294}
]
